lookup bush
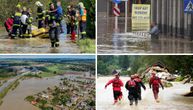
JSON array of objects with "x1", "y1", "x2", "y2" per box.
[
  {"x1": 25, "y1": 95, "x2": 35, "y2": 102},
  {"x1": 175, "y1": 76, "x2": 185, "y2": 82}
]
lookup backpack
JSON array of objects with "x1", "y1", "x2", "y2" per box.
[{"x1": 128, "y1": 80, "x2": 136, "y2": 87}]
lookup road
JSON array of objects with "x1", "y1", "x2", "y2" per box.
[{"x1": 97, "y1": 77, "x2": 193, "y2": 110}]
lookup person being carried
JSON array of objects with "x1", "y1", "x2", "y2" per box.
[
  {"x1": 4, "y1": 16, "x2": 14, "y2": 36},
  {"x1": 134, "y1": 74, "x2": 146, "y2": 100},
  {"x1": 149, "y1": 72, "x2": 164, "y2": 103},
  {"x1": 125, "y1": 75, "x2": 138, "y2": 106},
  {"x1": 105, "y1": 70, "x2": 123, "y2": 105}
]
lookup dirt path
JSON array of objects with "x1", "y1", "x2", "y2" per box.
[{"x1": 97, "y1": 77, "x2": 193, "y2": 110}]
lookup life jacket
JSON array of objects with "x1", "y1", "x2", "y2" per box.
[
  {"x1": 13, "y1": 12, "x2": 22, "y2": 25},
  {"x1": 128, "y1": 80, "x2": 136, "y2": 88},
  {"x1": 112, "y1": 79, "x2": 121, "y2": 88},
  {"x1": 151, "y1": 76, "x2": 160, "y2": 85},
  {"x1": 81, "y1": 9, "x2": 87, "y2": 22}
]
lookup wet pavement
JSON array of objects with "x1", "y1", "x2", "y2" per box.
[
  {"x1": 97, "y1": 77, "x2": 193, "y2": 110},
  {"x1": 97, "y1": 17, "x2": 193, "y2": 54},
  {"x1": 0, "y1": 29, "x2": 80, "y2": 54}
]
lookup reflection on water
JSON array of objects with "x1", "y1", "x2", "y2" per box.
[{"x1": 97, "y1": 17, "x2": 193, "y2": 53}]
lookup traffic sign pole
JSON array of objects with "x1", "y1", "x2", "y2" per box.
[
  {"x1": 125, "y1": 1, "x2": 128, "y2": 33},
  {"x1": 115, "y1": 3, "x2": 118, "y2": 30}
]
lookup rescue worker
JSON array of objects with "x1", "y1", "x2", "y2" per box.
[
  {"x1": 48, "y1": 3, "x2": 60, "y2": 48},
  {"x1": 78, "y1": 2, "x2": 87, "y2": 39},
  {"x1": 21, "y1": 7, "x2": 28, "y2": 38},
  {"x1": 149, "y1": 72, "x2": 164, "y2": 103},
  {"x1": 35, "y1": 1, "x2": 44, "y2": 28},
  {"x1": 4, "y1": 16, "x2": 14, "y2": 36},
  {"x1": 125, "y1": 75, "x2": 138, "y2": 106},
  {"x1": 26, "y1": 8, "x2": 33, "y2": 38},
  {"x1": 66, "y1": 5, "x2": 72, "y2": 37},
  {"x1": 134, "y1": 74, "x2": 146, "y2": 100},
  {"x1": 11, "y1": 4, "x2": 22, "y2": 39},
  {"x1": 105, "y1": 70, "x2": 123, "y2": 105}
]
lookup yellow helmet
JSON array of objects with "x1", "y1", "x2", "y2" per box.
[{"x1": 16, "y1": 4, "x2": 21, "y2": 8}]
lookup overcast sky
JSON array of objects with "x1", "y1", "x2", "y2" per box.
[{"x1": 0, "y1": 55, "x2": 95, "y2": 59}]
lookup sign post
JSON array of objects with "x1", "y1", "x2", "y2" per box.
[{"x1": 113, "y1": 0, "x2": 121, "y2": 30}]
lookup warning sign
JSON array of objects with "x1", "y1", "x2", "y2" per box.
[
  {"x1": 184, "y1": 0, "x2": 193, "y2": 13},
  {"x1": 132, "y1": 4, "x2": 150, "y2": 31}
]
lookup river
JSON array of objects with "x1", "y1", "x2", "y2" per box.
[{"x1": 97, "y1": 77, "x2": 193, "y2": 110}]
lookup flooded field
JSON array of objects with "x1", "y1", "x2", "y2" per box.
[
  {"x1": 97, "y1": 17, "x2": 193, "y2": 53},
  {"x1": 97, "y1": 77, "x2": 193, "y2": 110},
  {"x1": 0, "y1": 76, "x2": 63, "y2": 110},
  {"x1": 0, "y1": 30, "x2": 80, "y2": 53}
]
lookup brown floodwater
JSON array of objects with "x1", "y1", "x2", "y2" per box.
[
  {"x1": 0, "y1": 76, "x2": 63, "y2": 110},
  {"x1": 97, "y1": 77, "x2": 193, "y2": 110},
  {"x1": 0, "y1": 30, "x2": 80, "y2": 53},
  {"x1": 97, "y1": 17, "x2": 193, "y2": 53}
]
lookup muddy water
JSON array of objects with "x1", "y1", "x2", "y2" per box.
[
  {"x1": 97, "y1": 17, "x2": 193, "y2": 53},
  {"x1": 0, "y1": 30, "x2": 80, "y2": 53},
  {"x1": 0, "y1": 76, "x2": 64, "y2": 110},
  {"x1": 97, "y1": 77, "x2": 193, "y2": 110}
]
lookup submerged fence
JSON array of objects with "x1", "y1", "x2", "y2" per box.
[{"x1": 151, "y1": 0, "x2": 193, "y2": 39}]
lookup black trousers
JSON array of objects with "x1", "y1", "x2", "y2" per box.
[{"x1": 113, "y1": 91, "x2": 122, "y2": 101}]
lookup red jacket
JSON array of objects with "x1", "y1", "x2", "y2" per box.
[
  {"x1": 106, "y1": 78, "x2": 123, "y2": 91},
  {"x1": 5, "y1": 18, "x2": 14, "y2": 30},
  {"x1": 149, "y1": 76, "x2": 164, "y2": 89}
]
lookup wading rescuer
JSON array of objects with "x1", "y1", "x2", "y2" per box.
[
  {"x1": 35, "y1": 1, "x2": 44, "y2": 28},
  {"x1": 125, "y1": 75, "x2": 138, "y2": 106},
  {"x1": 11, "y1": 4, "x2": 22, "y2": 39},
  {"x1": 134, "y1": 74, "x2": 146, "y2": 100},
  {"x1": 149, "y1": 22, "x2": 160, "y2": 39},
  {"x1": 48, "y1": 3, "x2": 60, "y2": 48},
  {"x1": 149, "y1": 72, "x2": 164, "y2": 103},
  {"x1": 105, "y1": 70, "x2": 123, "y2": 104}
]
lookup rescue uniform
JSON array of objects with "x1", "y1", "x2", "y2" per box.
[
  {"x1": 48, "y1": 10, "x2": 60, "y2": 47},
  {"x1": 149, "y1": 76, "x2": 164, "y2": 100},
  {"x1": 37, "y1": 7, "x2": 44, "y2": 28},
  {"x1": 134, "y1": 77, "x2": 146, "y2": 100},
  {"x1": 105, "y1": 78, "x2": 123, "y2": 103},
  {"x1": 125, "y1": 79, "x2": 138, "y2": 105},
  {"x1": 79, "y1": 8, "x2": 87, "y2": 39},
  {"x1": 11, "y1": 12, "x2": 22, "y2": 38},
  {"x1": 4, "y1": 17, "x2": 14, "y2": 34}
]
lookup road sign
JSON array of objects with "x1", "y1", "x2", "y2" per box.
[
  {"x1": 113, "y1": 0, "x2": 121, "y2": 4},
  {"x1": 132, "y1": 4, "x2": 151, "y2": 31},
  {"x1": 113, "y1": 6, "x2": 120, "y2": 16},
  {"x1": 184, "y1": 0, "x2": 193, "y2": 13}
]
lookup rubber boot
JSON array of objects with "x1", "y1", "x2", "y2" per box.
[{"x1": 51, "y1": 42, "x2": 55, "y2": 48}]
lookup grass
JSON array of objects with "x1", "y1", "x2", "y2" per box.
[
  {"x1": 38, "y1": 72, "x2": 56, "y2": 78},
  {"x1": 77, "y1": 38, "x2": 95, "y2": 53}
]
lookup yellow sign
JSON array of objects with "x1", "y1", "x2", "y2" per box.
[{"x1": 132, "y1": 4, "x2": 150, "y2": 31}]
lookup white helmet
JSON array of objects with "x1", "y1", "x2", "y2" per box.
[
  {"x1": 35, "y1": 1, "x2": 43, "y2": 7},
  {"x1": 78, "y1": 2, "x2": 85, "y2": 9}
]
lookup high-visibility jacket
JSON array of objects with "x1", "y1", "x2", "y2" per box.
[
  {"x1": 81, "y1": 9, "x2": 87, "y2": 22},
  {"x1": 13, "y1": 12, "x2": 22, "y2": 26},
  {"x1": 37, "y1": 7, "x2": 44, "y2": 21}
]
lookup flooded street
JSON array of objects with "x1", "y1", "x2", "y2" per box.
[
  {"x1": 0, "y1": 76, "x2": 63, "y2": 110},
  {"x1": 97, "y1": 77, "x2": 193, "y2": 110},
  {"x1": 97, "y1": 17, "x2": 193, "y2": 53},
  {"x1": 0, "y1": 30, "x2": 80, "y2": 53}
]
